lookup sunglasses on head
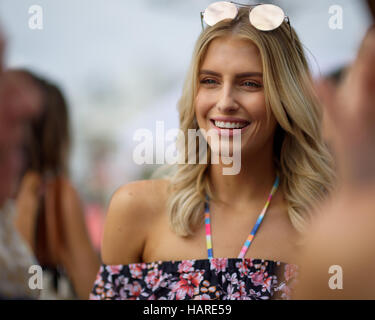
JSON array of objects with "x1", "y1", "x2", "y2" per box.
[{"x1": 200, "y1": 1, "x2": 294, "y2": 42}]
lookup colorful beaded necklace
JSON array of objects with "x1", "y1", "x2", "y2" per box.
[{"x1": 205, "y1": 175, "x2": 280, "y2": 259}]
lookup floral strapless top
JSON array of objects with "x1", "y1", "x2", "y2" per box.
[
  {"x1": 91, "y1": 185, "x2": 298, "y2": 300},
  {"x1": 90, "y1": 258, "x2": 298, "y2": 300}
]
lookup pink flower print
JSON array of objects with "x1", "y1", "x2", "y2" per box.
[
  {"x1": 93, "y1": 285, "x2": 104, "y2": 297},
  {"x1": 178, "y1": 260, "x2": 194, "y2": 273},
  {"x1": 262, "y1": 276, "x2": 273, "y2": 293},
  {"x1": 172, "y1": 272, "x2": 204, "y2": 300},
  {"x1": 284, "y1": 264, "x2": 298, "y2": 281},
  {"x1": 225, "y1": 272, "x2": 239, "y2": 285},
  {"x1": 145, "y1": 269, "x2": 163, "y2": 288},
  {"x1": 129, "y1": 264, "x2": 143, "y2": 279},
  {"x1": 210, "y1": 258, "x2": 228, "y2": 272},
  {"x1": 106, "y1": 265, "x2": 121, "y2": 275},
  {"x1": 194, "y1": 294, "x2": 211, "y2": 300},
  {"x1": 147, "y1": 294, "x2": 156, "y2": 300},
  {"x1": 225, "y1": 283, "x2": 240, "y2": 300},
  {"x1": 90, "y1": 293, "x2": 101, "y2": 300},
  {"x1": 96, "y1": 279, "x2": 105, "y2": 289},
  {"x1": 95, "y1": 271, "x2": 103, "y2": 283},
  {"x1": 104, "y1": 288, "x2": 116, "y2": 299},
  {"x1": 104, "y1": 281, "x2": 115, "y2": 291},
  {"x1": 251, "y1": 270, "x2": 266, "y2": 287},
  {"x1": 238, "y1": 280, "x2": 247, "y2": 297},
  {"x1": 249, "y1": 288, "x2": 258, "y2": 297},
  {"x1": 125, "y1": 281, "x2": 142, "y2": 299},
  {"x1": 246, "y1": 259, "x2": 254, "y2": 267},
  {"x1": 235, "y1": 260, "x2": 250, "y2": 277},
  {"x1": 129, "y1": 281, "x2": 142, "y2": 297}
]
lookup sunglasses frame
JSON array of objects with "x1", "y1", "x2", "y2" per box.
[{"x1": 200, "y1": 1, "x2": 294, "y2": 44}]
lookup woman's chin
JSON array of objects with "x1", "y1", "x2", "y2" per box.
[{"x1": 209, "y1": 144, "x2": 244, "y2": 159}]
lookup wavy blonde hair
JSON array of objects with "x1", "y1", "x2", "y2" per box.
[{"x1": 164, "y1": 8, "x2": 336, "y2": 237}]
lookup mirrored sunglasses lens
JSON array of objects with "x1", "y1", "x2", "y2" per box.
[
  {"x1": 203, "y1": 1, "x2": 238, "y2": 27},
  {"x1": 249, "y1": 4, "x2": 285, "y2": 31}
]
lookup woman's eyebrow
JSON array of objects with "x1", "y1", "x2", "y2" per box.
[{"x1": 199, "y1": 70, "x2": 263, "y2": 77}]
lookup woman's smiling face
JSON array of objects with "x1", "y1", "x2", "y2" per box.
[{"x1": 195, "y1": 36, "x2": 278, "y2": 157}]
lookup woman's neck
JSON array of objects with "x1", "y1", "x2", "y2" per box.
[{"x1": 208, "y1": 144, "x2": 278, "y2": 208}]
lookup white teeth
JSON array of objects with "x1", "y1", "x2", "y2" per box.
[{"x1": 214, "y1": 121, "x2": 248, "y2": 129}]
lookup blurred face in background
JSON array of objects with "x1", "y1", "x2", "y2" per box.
[
  {"x1": 0, "y1": 70, "x2": 43, "y2": 205},
  {"x1": 0, "y1": 32, "x2": 4, "y2": 74}
]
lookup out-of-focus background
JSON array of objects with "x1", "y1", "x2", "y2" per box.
[{"x1": 0, "y1": 0, "x2": 371, "y2": 251}]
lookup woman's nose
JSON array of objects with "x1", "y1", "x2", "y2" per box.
[{"x1": 216, "y1": 85, "x2": 239, "y2": 113}]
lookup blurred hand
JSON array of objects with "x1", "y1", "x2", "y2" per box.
[
  {"x1": 15, "y1": 172, "x2": 43, "y2": 251},
  {"x1": 317, "y1": 26, "x2": 375, "y2": 189},
  {"x1": 294, "y1": 26, "x2": 375, "y2": 299},
  {"x1": 44, "y1": 177, "x2": 100, "y2": 299},
  {"x1": 44, "y1": 177, "x2": 88, "y2": 265}
]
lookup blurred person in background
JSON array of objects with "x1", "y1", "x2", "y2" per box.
[
  {"x1": 0, "y1": 31, "x2": 43, "y2": 299},
  {"x1": 14, "y1": 70, "x2": 100, "y2": 299},
  {"x1": 315, "y1": 65, "x2": 348, "y2": 152},
  {"x1": 0, "y1": 32, "x2": 42, "y2": 205},
  {"x1": 294, "y1": 25, "x2": 375, "y2": 299}
]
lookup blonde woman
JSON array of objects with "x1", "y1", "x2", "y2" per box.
[{"x1": 91, "y1": 2, "x2": 335, "y2": 300}]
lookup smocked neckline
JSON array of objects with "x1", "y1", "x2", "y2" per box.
[{"x1": 102, "y1": 257, "x2": 296, "y2": 268}]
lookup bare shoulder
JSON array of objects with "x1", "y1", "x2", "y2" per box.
[{"x1": 101, "y1": 179, "x2": 170, "y2": 265}]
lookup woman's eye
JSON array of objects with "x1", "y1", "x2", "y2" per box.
[
  {"x1": 200, "y1": 79, "x2": 218, "y2": 85},
  {"x1": 242, "y1": 81, "x2": 262, "y2": 88}
]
